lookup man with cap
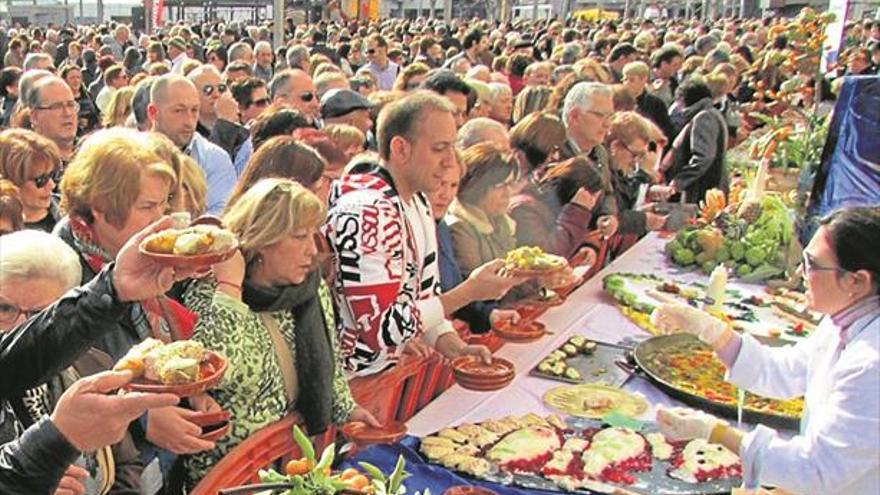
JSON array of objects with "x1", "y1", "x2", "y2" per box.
[
  {"x1": 168, "y1": 37, "x2": 189, "y2": 74},
  {"x1": 320, "y1": 88, "x2": 374, "y2": 136}
]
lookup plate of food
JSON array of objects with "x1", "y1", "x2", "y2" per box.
[
  {"x1": 342, "y1": 420, "x2": 408, "y2": 446},
  {"x1": 140, "y1": 224, "x2": 238, "y2": 268},
  {"x1": 492, "y1": 320, "x2": 547, "y2": 343},
  {"x1": 504, "y1": 246, "x2": 568, "y2": 278},
  {"x1": 418, "y1": 413, "x2": 742, "y2": 494},
  {"x1": 531, "y1": 335, "x2": 631, "y2": 387},
  {"x1": 543, "y1": 384, "x2": 649, "y2": 419},
  {"x1": 114, "y1": 339, "x2": 227, "y2": 397},
  {"x1": 443, "y1": 487, "x2": 499, "y2": 495}
]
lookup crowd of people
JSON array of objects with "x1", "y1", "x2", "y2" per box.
[{"x1": 0, "y1": 10, "x2": 878, "y2": 495}]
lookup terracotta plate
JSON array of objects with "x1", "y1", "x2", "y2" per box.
[
  {"x1": 342, "y1": 421, "x2": 407, "y2": 445},
  {"x1": 493, "y1": 320, "x2": 547, "y2": 343},
  {"x1": 455, "y1": 374, "x2": 514, "y2": 392},
  {"x1": 124, "y1": 351, "x2": 228, "y2": 398},
  {"x1": 451, "y1": 356, "x2": 515, "y2": 380}
]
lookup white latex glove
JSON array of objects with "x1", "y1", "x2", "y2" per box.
[
  {"x1": 656, "y1": 406, "x2": 724, "y2": 442},
  {"x1": 650, "y1": 302, "x2": 729, "y2": 347}
]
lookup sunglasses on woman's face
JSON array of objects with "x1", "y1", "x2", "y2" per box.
[
  {"x1": 31, "y1": 169, "x2": 62, "y2": 189},
  {"x1": 299, "y1": 91, "x2": 316, "y2": 102},
  {"x1": 201, "y1": 83, "x2": 228, "y2": 96}
]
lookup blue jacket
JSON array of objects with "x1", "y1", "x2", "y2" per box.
[{"x1": 436, "y1": 220, "x2": 496, "y2": 333}]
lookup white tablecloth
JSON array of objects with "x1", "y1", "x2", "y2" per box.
[{"x1": 407, "y1": 233, "x2": 755, "y2": 436}]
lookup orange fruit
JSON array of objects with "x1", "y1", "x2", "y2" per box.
[
  {"x1": 340, "y1": 468, "x2": 360, "y2": 480},
  {"x1": 285, "y1": 458, "x2": 311, "y2": 476},
  {"x1": 349, "y1": 474, "x2": 371, "y2": 490}
]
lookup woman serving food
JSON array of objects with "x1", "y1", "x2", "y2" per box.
[{"x1": 651, "y1": 206, "x2": 880, "y2": 495}]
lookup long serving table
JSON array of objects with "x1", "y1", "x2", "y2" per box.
[{"x1": 407, "y1": 232, "x2": 758, "y2": 436}]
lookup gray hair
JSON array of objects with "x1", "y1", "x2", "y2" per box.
[
  {"x1": 23, "y1": 53, "x2": 53, "y2": 71},
  {"x1": 132, "y1": 77, "x2": 156, "y2": 130},
  {"x1": 315, "y1": 72, "x2": 349, "y2": 98},
  {"x1": 186, "y1": 64, "x2": 221, "y2": 84},
  {"x1": 0, "y1": 230, "x2": 82, "y2": 290},
  {"x1": 254, "y1": 40, "x2": 272, "y2": 55},
  {"x1": 26, "y1": 76, "x2": 66, "y2": 110},
  {"x1": 488, "y1": 82, "x2": 511, "y2": 101},
  {"x1": 18, "y1": 69, "x2": 53, "y2": 109},
  {"x1": 561, "y1": 82, "x2": 612, "y2": 124},
  {"x1": 457, "y1": 117, "x2": 508, "y2": 149},
  {"x1": 561, "y1": 44, "x2": 582, "y2": 65},
  {"x1": 228, "y1": 41, "x2": 253, "y2": 63},
  {"x1": 286, "y1": 45, "x2": 310, "y2": 70},
  {"x1": 268, "y1": 69, "x2": 298, "y2": 99}
]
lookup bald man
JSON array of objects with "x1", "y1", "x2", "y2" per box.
[
  {"x1": 268, "y1": 69, "x2": 320, "y2": 123},
  {"x1": 148, "y1": 74, "x2": 237, "y2": 214}
]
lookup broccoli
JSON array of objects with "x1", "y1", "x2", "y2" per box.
[
  {"x1": 665, "y1": 240, "x2": 682, "y2": 257},
  {"x1": 730, "y1": 241, "x2": 746, "y2": 261},
  {"x1": 736, "y1": 264, "x2": 753, "y2": 277},
  {"x1": 695, "y1": 251, "x2": 713, "y2": 265},
  {"x1": 702, "y1": 260, "x2": 717, "y2": 275},
  {"x1": 715, "y1": 245, "x2": 731, "y2": 263},
  {"x1": 672, "y1": 248, "x2": 696, "y2": 266},
  {"x1": 745, "y1": 246, "x2": 767, "y2": 267}
]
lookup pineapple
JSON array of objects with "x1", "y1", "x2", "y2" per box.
[{"x1": 737, "y1": 200, "x2": 763, "y2": 224}]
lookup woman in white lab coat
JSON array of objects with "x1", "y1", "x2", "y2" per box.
[{"x1": 652, "y1": 205, "x2": 880, "y2": 495}]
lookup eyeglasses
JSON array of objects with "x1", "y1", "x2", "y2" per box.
[
  {"x1": 202, "y1": 83, "x2": 228, "y2": 96},
  {"x1": 585, "y1": 109, "x2": 613, "y2": 122},
  {"x1": 30, "y1": 168, "x2": 62, "y2": 189},
  {"x1": 622, "y1": 142, "x2": 648, "y2": 164},
  {"x1": 249, "y1": 97, "x2": 271, "y2": 108},
  {"x1": 367, "y1": 48, "x2": 377, "y2": 55},
  {"x1": 404, "y1": 81, "x2": 422, "y2": 91},
  {"x1": 0, "y1": 298, "x2": 42, "y2": 327},
  {"x1": 35, "y1": 100, "x2": 79, "y2": 113},
  {"x1": 801, "y1": 252, "x2": 847, "y2": 274}
]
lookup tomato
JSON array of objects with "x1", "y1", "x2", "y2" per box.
[{"x1": 284, "y1": 458, "x2": 311, "y2": 476}]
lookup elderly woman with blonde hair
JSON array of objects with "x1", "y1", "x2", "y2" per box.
[
  {"x1": 181, "y1": 177, "x2": 378, "y2": 488},
  {"x1": 57, "y1": 129, "x2": 220, "y2": 490}
]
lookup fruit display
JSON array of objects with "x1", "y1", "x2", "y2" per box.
[
  {"x1": 258, "y1": 425, "x2": 421, "y2": 495},
  {"x1": 665, "y1": 194, "x2": 796, "y2": 282},
  {"x1": 418, "y1": 413, "x2": 742, "y2": 493}
]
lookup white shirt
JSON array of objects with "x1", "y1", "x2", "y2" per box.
[
  {"x1": 728, "y1": 307, "x2": 880, "y2": 494},
  {"x1": 171, "y1": 53, "x2": 189, "y2": 74},
  {"x1": 95, "y1": 86, "x2": 116, "y2": 114}
]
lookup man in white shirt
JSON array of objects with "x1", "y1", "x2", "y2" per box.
[
  {"x1": 364, "y1": 34, "x2": 399, "y2": 91},
  {"x1": 167, "y1": 37, "x2": 189, "y2": 74}
]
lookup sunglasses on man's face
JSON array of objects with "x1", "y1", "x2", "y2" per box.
[
  {"x1": 31, "y1": 169, "x2": 62, "y2": 189},
  {"x1": 250, "y1": 97, "x2": 271, "y2": 108},
  {"x1": 202, "y1": 83, "x2": 228, "y2": 96}
]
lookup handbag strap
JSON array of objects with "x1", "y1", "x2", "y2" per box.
[{"x1": 259, "y1": 313, "x2": 299, "y2": 408}]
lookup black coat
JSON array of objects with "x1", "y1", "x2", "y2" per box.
[
  {"x1": 665, "y1": 98, "x2": 729, "y2": 203},
  {"x1": 637, "y1": 91, "x2": 676, "y2": 144},
  {"x1": 0, "y1": 267, "x2": 128, "y2": 494}
]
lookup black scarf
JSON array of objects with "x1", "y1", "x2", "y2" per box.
[{"x1": 242, "y1": 271, "x2": 334, "y2": 434}]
